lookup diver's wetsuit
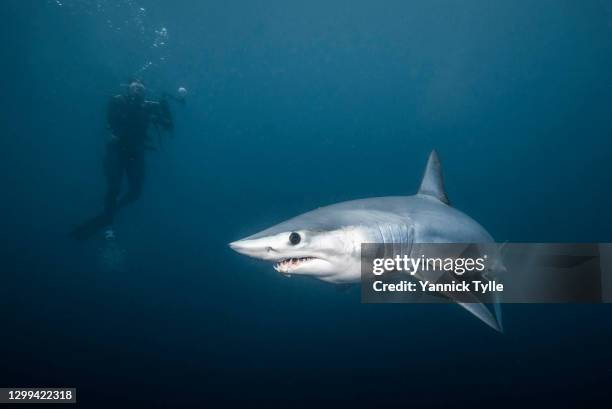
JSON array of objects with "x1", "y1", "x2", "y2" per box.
[
  {"x1": 104, "y1": 94, "x2": 173, "y2": 218},
  {"x1": 70, "y1": 94, "x2": 173, "y2": 240}
]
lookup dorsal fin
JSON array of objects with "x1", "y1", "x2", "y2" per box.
[{"x1": 418, "y1": 150, "x2": 450, "y2": 205}]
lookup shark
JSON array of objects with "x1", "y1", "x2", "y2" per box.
[{"x1": 229, "y1": 151, "x2": 503, "y2": 331}]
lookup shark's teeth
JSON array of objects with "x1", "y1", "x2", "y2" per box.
[{"x1": 274, "y1": 257, "x2": 315, "y2": 273}]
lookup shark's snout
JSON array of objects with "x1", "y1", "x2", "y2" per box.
[
  {"x1": 229, "y1": 239, "x2": 253, "y2": 255},
  {"x1": 229, "y1": 238, "x2": 275, "y2": 259}
]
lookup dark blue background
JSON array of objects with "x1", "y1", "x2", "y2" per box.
[{"x1": 2, "y1": 1, "x2": 612, "y2": 407}]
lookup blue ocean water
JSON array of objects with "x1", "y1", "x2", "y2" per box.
[{"x1": 2, "y1": 1, "x2": 612, "y2": 407}]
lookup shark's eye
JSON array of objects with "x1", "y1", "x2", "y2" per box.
[{"x1": 289, "y1": 232, "x2": 301, "y2": 245}]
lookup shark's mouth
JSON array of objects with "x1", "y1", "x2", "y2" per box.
[{"x1": 273, "y1": 257, "x2": 317, "y2": 273}]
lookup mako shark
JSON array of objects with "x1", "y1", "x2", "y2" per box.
[{"x1": 229, "y1": 151, "x2": 503, "y2": 331}]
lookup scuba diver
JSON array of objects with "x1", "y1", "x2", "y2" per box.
[{"x1": 70, "y1": 80, "x2": 176, "y2": 240}]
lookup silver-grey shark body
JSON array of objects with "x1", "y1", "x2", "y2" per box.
[{"x1": 230, "y1": 151, "x2": 503, "y2": 331}]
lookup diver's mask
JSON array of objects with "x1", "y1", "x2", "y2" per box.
[{"x1": 127, "y1": 81, "x2": 146, "y2": 103}]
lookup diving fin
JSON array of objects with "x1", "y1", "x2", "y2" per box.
[{"x1": 69, "y1": 213, "x2": 113, "y2": 241}]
